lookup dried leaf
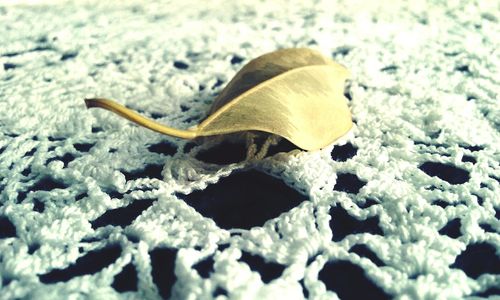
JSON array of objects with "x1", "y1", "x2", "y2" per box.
[{"x1": 85, "y1": 48, "x2": 352, "y2": 150}]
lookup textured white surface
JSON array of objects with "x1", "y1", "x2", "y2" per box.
[{"x1": 0, "y1": 1, "x2": 499, "y2": 299}]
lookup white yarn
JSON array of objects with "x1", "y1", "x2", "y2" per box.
[{"x1": 0, "y1": 1, "x2": 498, "y2": 299}]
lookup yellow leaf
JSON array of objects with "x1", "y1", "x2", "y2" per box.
[{"x1": 85, "y1": 48, "x2": 352, "y2": 151}]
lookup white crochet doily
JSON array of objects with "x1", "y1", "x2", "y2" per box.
[{"x1": 0, "y1": 1, "x2": 499, "y2": 299}]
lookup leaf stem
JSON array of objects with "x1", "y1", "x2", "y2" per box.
[{"x1": 84, "y1": 98, "x2": 197, "y2": 139}]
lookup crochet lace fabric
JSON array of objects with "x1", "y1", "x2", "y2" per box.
[{"x1": 1, "y1": 1, "x2": 499, "y2": 299}]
